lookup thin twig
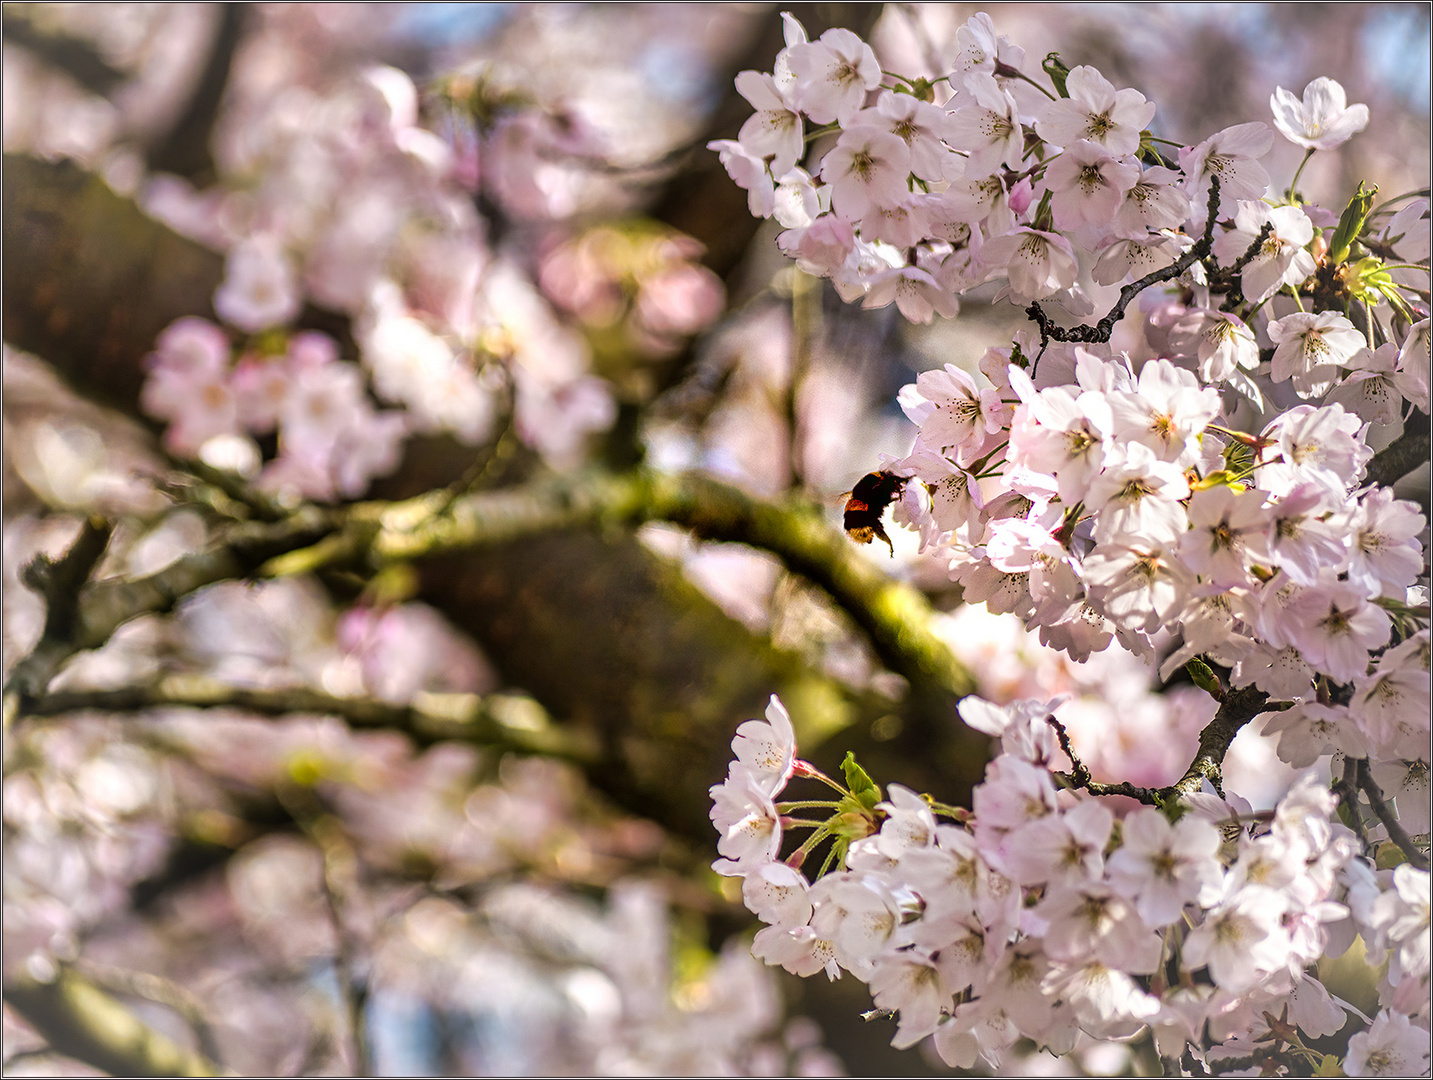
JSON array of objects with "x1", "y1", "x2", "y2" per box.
[
  {"x1": 1047, "y1": 713, "x2": 1160, "y2": 803},
  {"x1": 278, "y1": 791, "x2": 371, "y2": 1077},
  {"x1": 1357, "y1": 758, "x2": 1430, "y2": 870},
  {"x1": 1026, "y1": 176, "x2": 1223, "y2": 348}
]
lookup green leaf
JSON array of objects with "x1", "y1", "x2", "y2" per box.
[
  {"x1": 841, "y1": 751, "x2": 882, "y2": 811},
  {"x1": 1042, "y1": 52, "x2": 1070, "y2": 97},
  {"x1": 1313, "y1": 1052, "x2": 1346, "y2": 1077},
  {"x1": 1327, "y1": 181, "x2": 1377, "y2": 265},
  {"x1": 1375, "y1": 841, "x2": 1410, "y2": 871}
]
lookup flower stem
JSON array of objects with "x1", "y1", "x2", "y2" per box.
[
  {"x1": 1011, "y1": 69, "x2": 1057, "y2": 101},
  {"x1": 1285, "y1": 147, "x2": 1316, "y2": 202}
]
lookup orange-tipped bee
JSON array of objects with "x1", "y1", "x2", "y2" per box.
[{"x1": 843, "y1": 470, "x2": 907, "y2": 556}]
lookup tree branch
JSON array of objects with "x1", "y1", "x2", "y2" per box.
[
  {"x1": 277, "y1": 790, "x2": 371, "y2": 1077},
  {"x1": 144, "y1": 4, "x2": 248, "y2": 184},
  {"x1": 330, "y1": 469, "x2": 975, "y2": 703},
  {"x1": 1160, "y1": 685, "x2": 1268, "y2": 801},
  {"x1": 4, "y1": 508, "x2": 334, "y2": 722},
  {"x1": 1027, "y1": 176, "x2": 1223, "y2": 348},
  {"x1": 25, "y1": 675, "x2": 600, "y2": 764},
  {"x1": 3, "y1": 964, "x2": 222, "y2": 1078},
  {"x1": 1356, "y1": 758, "x2": 1430, "y2": 870},
  {"x1": 3, "y1": 152, "x2": 226, "y2": 413},
  {"x1": 1, "y1": 8, "x2": 126, "y2": 96},
  {"x1": 1364, "y1": 411, "x2": 1431, "y2": 490}
]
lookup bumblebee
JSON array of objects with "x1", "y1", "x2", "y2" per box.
[{"x1": 842, "y1": 470, "x2": 907, "y2": 556}]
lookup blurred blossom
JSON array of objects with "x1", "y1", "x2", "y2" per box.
[
  {"x1": 333, "y1": 602, "x2": 495, "y2": 704},
  {"x1": 176, "y1": 577, "x2": 339, "y2": 687},
  {"x1": 213, "y1": 235, "x2": 302, "y2": 333}
]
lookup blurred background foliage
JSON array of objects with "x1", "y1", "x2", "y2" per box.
[{"x1": 3, "y1": 3, "x2": 1428, "y2": 1076}]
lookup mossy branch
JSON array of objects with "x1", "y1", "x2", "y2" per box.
[
  {"x1": 3, "y1": 508, "x2": 334, "y2": 724},
  {"x1": 26, "y1": 675, "x2": 600, "y2": 764},
  {"x1": 333, "y1": 468, "x2": 975, "y2": 701},
  {"x1": 3, "y1": 964, "x2": 223, "y2": 1078}
]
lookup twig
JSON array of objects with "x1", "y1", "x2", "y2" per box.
[
  {"x1": 158, "y1": 450, "x2": 290, "y2": 523},
  {"x1": 4, "y1": 516, "x2": 113, "y2": 732},
  {"x1": 278, "y1": 791, "x2": 371, "y2": 1076},
  {"x1": 1205, "y1": 222, "x2": 1276, "y2": 299},
  {"x1": 1048, "y1": 714, "x2": 1089, "y2": 784},
  {"x1": 1047, "y1": 713, "x2": 1159, "y2": 803},
  {"x1": 1335, "y1": 755, "x2": 1369, "y2": 850},
  {"x1": 1048, "y1": 695, "x2": 1266, "y2": 810},
  {"x1": 1356, "y1": 758, "x2": 1430, "y2": 870},
  {"x1": 1026, "y1": 176, "x2": 1222, "y2": 348}
]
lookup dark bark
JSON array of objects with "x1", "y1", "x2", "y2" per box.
[
  {"x1": 3, "y1": 152, "x2": 225, "y2": 412},
  {"x1": 145, "y1": 4, "x2": 249, "y2": 184}
]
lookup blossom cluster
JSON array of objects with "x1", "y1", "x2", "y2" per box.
[
  {"x1": 141, "y1": 317, "x2": 408, "y2": 500},
  {"x1": 134, "y1": 9, "x2": 743, "y2": 493},
  {"x1": 712, "y1": 694, "x2": 1429, "y2": 1074},
  {"x1": 714, "y1": 9, "x2": 1430, "y2": 1075}
]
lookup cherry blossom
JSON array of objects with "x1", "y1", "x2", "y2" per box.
[
  {"x1": 1270, "y1": 77, "x2": 1370, "y2": 151},
  {"x1": 1036, "y1": 66, "x2": 1155, "y2": 158},
  {"x1": 734, "y1": 70, "x2": 804, "y2": 177},
  {"x1": 1178, "y1": 122, "x2": 1275, "y2": 215},
  {"x1": 785, "y1": 28, "x2": 881, "y2": 125}
]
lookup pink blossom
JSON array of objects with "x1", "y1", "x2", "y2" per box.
[{"x1": 1035, "y1": 66, "x2": 1155, "y2": 157}]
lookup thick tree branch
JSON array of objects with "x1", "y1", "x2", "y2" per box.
[
  {"x1": 1364, "y1": 410, "x2": 1430, "y2": 490},
  {"x1": 3, "y1": 152, "x2": 226, "y2": 413},
  {"x1": 4, "y1": 964, "x2": 222, "y2": 1078},
  {"x1": 270, "y1": 469, "x2": 975, "y2": 703},
  {"x1": 144, "y1": 4, "x2": 247, "y2": 183}
]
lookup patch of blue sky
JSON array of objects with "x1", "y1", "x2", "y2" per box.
[
  {"x1": 396, "y1": 3, "x2": 512, "y2": 47},
  {"x1": 1364, "y1": 5, "x2": 1431, "y2": 110}
]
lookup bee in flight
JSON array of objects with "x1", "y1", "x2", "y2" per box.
[{"x1": 842, "y1": 470, "x2": 907, "y2": 556}]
